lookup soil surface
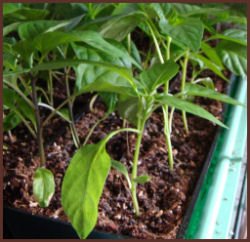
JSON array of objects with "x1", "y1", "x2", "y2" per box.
[{"x1": 3, "y1": 70, "x2": 228, "y2": 239}]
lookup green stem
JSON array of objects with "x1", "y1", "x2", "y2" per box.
[
  {"x1": 127, "y1": 33, "x2": 131, "y2": 55},
  {"x1": 83, "y1": 113, "x2": 109, "y2": 146},
  {"x1": 42, "y1": 98, "x2": 69, "y2": 128},
  {"x1": 103, "y1": 128, "x2": 140, "y2": 144},
  {"x1": 89, "y1": 94, "x2": 98, "y2": 113},
  {"x1": 48, "y1": 71, "x2": 54, "y2": 106},
  {"x1": 130, "y1": 99, "x2": 147, "y2": 216},
  {"x1": 181, "y1": 50, "x2": 189, "y2": 133},
  {"x1": 166, "y1": 132, "x2": 174, "y2": 169},
  {"x1": 131, "y1": 129, "x2": 143, "y2": 216},
  {"x1": 31, "y1": 76, "x2": 46, "y2": 165},
  {"x1": 146, "y1": 21, "x2": 164, "y2": 64},
  {"x1": 166, "y1": 36, "x2": 172, "y2": 61},
  {"x1": 65, "y1": 67, "x2": 80, "y2": 148}
]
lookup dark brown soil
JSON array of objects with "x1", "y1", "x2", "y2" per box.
[{"x1": 3, "y1": 71, "x2": 228, "y2": 239}]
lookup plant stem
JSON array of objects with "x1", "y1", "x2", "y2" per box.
[
  {"x1": 147, "y1": 22, "x2": 175, "y2": 170},
  {"x1": 65, "y1": 67, "x2": 80, "y2": 148},
  {"x1": 131, "y1": 129, "x2": 143, "y2": 216},
  {"x1": 146, "y1": 21, "x2": 164, "y2": 64},
  {"x1": 181, "y1": 50, "x2": 189, "y2": 133},
  {"x1": 42, "y1": 98, "x2": 69, "y2": 128},
  {"x1": 166, "y1": 36, "x2": 172, "y2": 61},
  {"x1": 31, "y1": 76, "x2": 46, "y2": 165},
  {"x1": 89, "y1": 94, "x2": 98, "y2": 113},
  {"x1": 127, "y1": 33, "x2": 131, "y2": 55},
  {"x1": 48, "y1": 71, "x2": 54, "y2": 106}
]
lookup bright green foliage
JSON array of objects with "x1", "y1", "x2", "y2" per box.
[
  {"x1": 160, "y1": 18, "x2": 204, "y2": 52},
  {"x1": 62, "y1": 141, "x2": 111, "y2": 239},
  {"x1": 33, "y1": 168, "x2": 55, "y2": 207},
  {"x1": 133, "y1": 175, "x2": 151, "y2": 184},
  {"x1": 216, "y1": 41, "x2": 247, "y2": 78},
  {"x1": 111, "y1": 160, "x2": 131, "y2": 189}
]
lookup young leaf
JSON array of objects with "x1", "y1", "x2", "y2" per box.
[
  {"x1": 156, "y1": 94, "x2": 227, "y2": 128},
  {"x1": 184, "y1": 83, "x2": 245, "y2": 106},
  {"x1": 62, "y1": 141, "x2": 111, "y2": 239},
  {"x1": 159, "y1": 18, "x2": 204, "y2": 52},
  {"x1": 193, "y1": 77, "x2": 214, "y2": 90},
  {"x1": 18, "y1": 20, "x2": 61, "y2": 40},
  {"x1": 3, "y1": 87, "x2": 16, "y2": 109},
  {"x1": 190, "y1": 53, "x2": 229, "y2": 82},
  {"x1": 3, "y1": 111, "x2": 21, "y2": 132},
  {"x1": 139, "y1": 60, "x2": 179, "y2": 93},
  {"x1": 33, "y1": 167, "x2": 55, "y2": 207},
  {"x1": 99, "y1": 11, "x2": 145, "y2": 41},
  {"x1": 117, "y1": 97, "x2": 139, "y2": 126},
  {"x1": 3, "y1": 3, "x2": 21, "y2": 16},
  {"x1": 201, "y1": 42, "x2": 224, "y2": 69},
  {"x1": 133, "y1": 175, "x2": 151, "y2": 184},
  {"x1": 216, "y1": 40, "x2": 247, "y2": 78},
  {"x1": 208, "y1": 29, "x2": 247, "y2": 46},
  {"x1": 111, "y1": 160, "x2": 131, "y2": 189},
  {"x1": 131, "y1": 41, "x2": 141, "y2": 65}
]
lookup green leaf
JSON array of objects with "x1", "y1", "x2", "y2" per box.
[
  {"x1": 151, "y1": 3, "x2": 172, "y2": 23},
  {"x1": 131, "y1": 40, "x2": 141, "y2": 64},
  {"x1": 159, "y1": 18, "x2": 204, "y2": 52},
  {"x1": 3, "y1": 3, "x2": 21, "y2": 16},
  {"x1": 156, "y1": 94, "x2": 227, "y2": 128},
  {"x1": 201, "y1": 42, "x2": 224, "y2": 69},
  {"x1": 171, "y1": 3, "x2": 226, "y2": 17},
  {"x1": 18, "y1": 14, "x2": 85, "y2": 40},
  {"x1": 111, "y1": 160, "x2": 131, "y2": 189},
  {"x1": 133, "y1": 175, "x2": 151, "y2": 184},
  {"x1": 18, "y1": 20, "x2": 62, "y2": 40},
  {"x1": 184, "y1": 83, "x2": 245, "y2": 107},
  {"x1": 62, "y1": 141, "x2": 111, "y2": 239},
  {"x1": 33, "y1": 168, "x2": 55, "y2": 207},
  {"x1": 193, "y1": 77, "x2": 214, "y2": 90},
  {"x1": 78, "y1": 72, "x2": 136, "y2": 97},
  {"x1": 3, "y1": 145, "x2": 8, "y2": 150},
  {"x1": 216, "y1": 40, "x2": 247, "y2": 78},
  {"x1": 3, "y1": 111, "x2": 21, "y2": 132},
  {"x1": 139, "y1": 60, "x2": 179, "y2": 93},
  {"x1": 117, "y1": 97, "x2": 139, "y2": 126},
  {"x1": 191, "y1": 53, "x2": 229, "y2": 82},
  {"x1": 3, "y1": 87, "x2": 16, "y2": 109},
  {"x1": 33, "y1": 32, "x2": 80, "y2": 55},
  {"x1": 13, "y1": 40, "x2": 34, "y2": 67},
  {"x1": 17, "y1": 96, "x2": 37, "y2": 130},
  {"x1": 4, "y1": 7, "x2": 49, "y2": 21},
  {"x1": 3, "y1": 53, "x2": 18, "y2": 70},
  {"x1": 209, "y1": 29, "x2": 247, "y2": 46},
  {"x1": 3, "y1": 22, "x2": 21, "y2": 36},
  {"x1": 99, "y1": 11, "x2": 145, "y2": 41}
]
